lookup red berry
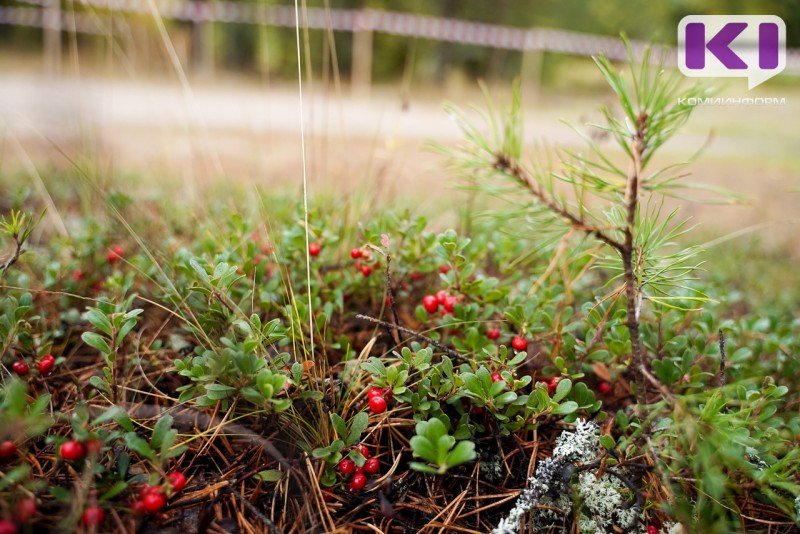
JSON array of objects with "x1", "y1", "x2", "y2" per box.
[
  {"x1": 82, "y1": 506, "x2": 104, "y2": 526},
  {"x1": 350, "y1": 248, "x2": 362, "y2": 259},
  {"x1": 37, "y1": 355, "x2": 55, "y2": 376},
  {"x1": 486, "y1": 328, "x2": 500, "y2": 340},
  {"x1": 422, "y1": 295, "x2": 438, "y2": 313},
  {"x1": 367, "y1": 387, "x2": 384, "y2": 399},
  {"x1": 168, "y1": 471, "x2": 187, "y2": 492},
  {"x1": 338, "y1": 459, "x2": 356, "y2": 476},
  {"x1": 443, "y1": 296, "x2": 457, "y2": 312},
  {"x1": 372, "y1": 261, "x2": 381, "y2": 269},
  {"x1": 308, "y1": 243, "x2": 321, "y2": 256},
  {"x1": 107, "y1": 245, "x2": 124, "y2": 263},
  {"x1": 321, "y1": 489, "x2": 334, "y2": 502},
  {"x1": 71, "y1": 269, "x2": 84, "y2": 281},
  {"x1": 357, "y1": 445, "x2": 369, "y2": 458},
  {"x1": 439, "y1": 264, "x2": 450, "y2": 274},
  {"x1": 85, "y1": 439, "x2": 103, "y2": 456},
  {"x1": 598, "y1": 382, "x2": 613, "y2": 395},
  {"x1": 360, "y1": 265, "x2": 372, "y2": 277},
  {"x1": 14, "y1": 499, "x2": 36, "y2": 523},
  {"x1": 511, "y1": 336, "x2": 528, "y2": 351},
  {"x1": 0, "y1": 521, "x2": 17, "y2": 534},
  {"x1": 350, "y1": 472, "x2": 367, "y2": 491},
  {"x1": 142, "y1": 490, "x2": 166, "y2": 513},
  {"x1": 435, "y1": 290, "x2": 448, "y2": 304},
  {"x1": 363, "y1": 457, "x2": 379, "y2": 474},
  {"x1": 60, "y1": 440, "x2": 85, "y2": 461},
  {"x1": 369, "y1": 396, "x2": 387, "y2": 414},
  {"x1": 130, "y1": 500, "x2": 147, "y2": 515},
  {"x1": 647, "y1": 526, "x2": 659, "y2": 534},
  {"x1": 548, "y1": 377, "x2": 561, "y2": 395},
  {"x1": 0, "y1": 441, "x2": 17, "y2": 459},
  {"x1": 410, "y1": 271, "x2": 423, "y2": 281},
  {"x1": 491, "y1": 372, "x2": 504, "y2": 383},
  {"x1": 11, "y1": 361, "x2": 29, "y2": 376}
]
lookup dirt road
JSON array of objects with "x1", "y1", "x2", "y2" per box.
[{"x1": 1, "y1": 71, "x2": 798, "y2": 247}]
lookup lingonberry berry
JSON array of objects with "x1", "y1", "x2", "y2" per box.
[
  {"x1": 369, "y1": 396, "x2": 387, "y2": 414},
  {"x1": 60, "y1": 440, "x2": 85, "y2": 461},
  {"x1": 598, "y1": 382, "x2": 613, "y2": 395},
  {"x1": 443, "y1": 296, "x2": 457, "y2": 312},
  {"x1": 107, "y1": 245, "x2": 124, "y2": 263},
  {"x1": 338, "y1": 459, "x2": 356, "y2": 476},
  {"x1": 435, "y1": 289, "x2": 448, "y2": 304},
  {"x1": 511, "y1": 336, "x2": 528, "y2": 351},
  {"x1": 360, "y1": 265, "x2": 372, "y2": 277},
  {"x1": 82, "y1": 506, "x2": 104, "y2": 526},
  {"x1": 350, "y1": 248, "x2": 362, "y2": 259},
  {"x1": 37, "y1": 355, "x2": 55, "y2": 376},
  {"x1": 0, "y1": 441, "x2": 17, "y2": 459},
  {"x1": 168, "y1": 471, "x2": 187, "y2": 492},
  {"x1": 486, "y1": 328, "x2": 500, "y2": 340},
  {"x1": 357, "y1": 445, "x2": 369, "y2": 458},
  {"x1": 422, "y1": 295, "x2": 438, "y2": 313},
  {"x1": 367, "y1": 387, "x2": 384, "y2": 399},
  {"x1": 142, "y1": 490, "x2": 166, "y2": 513},
  {"x1": 491, "y1": 372, "x2": 504, "y2": 383},
  {"x1": 363, "y1": 457, "x2": 379, "y2": 474},
  {"x1": 308, "y1": 243, "x2": 321, "y2": 256},
  {"x1": 11, "y1": 362, "x2": 29, "y2": 376},
  {"x1": 14, "y1": 499, "x2": 36, "y2": 523},
  {"x1": 350, "y1": 473, "x2": 367, "y2": 491},
  {"x1": 439, "y1": 264, "x2": 450, "y2": 274}
]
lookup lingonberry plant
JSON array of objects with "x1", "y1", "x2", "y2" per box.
[{"x1": 0, "y1": 45, "x2": 797, "y2": 534}]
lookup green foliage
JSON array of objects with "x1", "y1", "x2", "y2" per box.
[{"x1": 409, "y1": 417, "x2": 476, "y2": 474}]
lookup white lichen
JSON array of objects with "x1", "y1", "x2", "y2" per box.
[{"x1": 490, "y1": 419, "x2": 649, "y2": 534}]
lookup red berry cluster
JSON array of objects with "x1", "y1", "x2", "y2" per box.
[
  {"x1": 367, "y1": 386, "x2": 390, "y2": 414},
  {"x1": 0, "y1": 497, "x2": 37, "y2": 533},
  {"x1": 350, "y1": 247, "x2": 380, "y2": 277},
  {"x1": 130, "y1": 471, "x2": 188, "y2": 516},
  {"x1": 421, "y1": 289, "x2": 458, "y2": 316},
  {"x1": 106, "y1": 244, "x2": 124, "y2": 264},
  {"x1": 337, "y1": 445, "x2": 380, "y2": 493},
  {"x1": 537, "y1": 376, "x2": 562, "y2": 395},
  {"x1": 10, "y1": 354, "x2": 57, "y2": 378}
]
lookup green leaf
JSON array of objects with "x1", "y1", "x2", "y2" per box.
[
  {"x1": 346, "y1": 412, "x2": 369, "y2": 446},
  {"x1": 124, "y1": 432, "x2": 156, "y2": 461},
  {"x1": 86, "y1": 308, "x2": 113, "y2": 336},
  {"x1": 100, "y1": 480, "x2": 128, "y2": 501},
  {"x1": 254, "y1": 469, "x2": 282, "y2": 482},
  {"x1": 446, "y1": 440, "x2": 476, "y2": 468},
  {"x1": 552, "y1": 401, "x2": 579, "y2": 415},
  {"x1": 330, "y1": 413, "x2": 346, "y2": 439},
  {"x1": 151, "y1": 415, "x2": 174, "y2": 451},
  {"x1": 82, "y1": 332, "x2": 111, "y2": 354},
  {"x1": 599, "y1": 434, "x2": 616, "y2": 450}
]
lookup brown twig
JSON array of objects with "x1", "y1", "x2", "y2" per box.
[
  {"x1": 384, "y1": 254, "x2": 404, "y2": 344},
  {"x1": 0, "y1": 234, "x2": 25, "y2": 279},
  {"x1": 354, "y1": 314, "x2": 464, "y2": 361}
]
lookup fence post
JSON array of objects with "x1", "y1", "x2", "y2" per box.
[
  {"x1": 43, "y1": 0, "x2": 61, "y2": 74},
  {"x1": 351, "y1": 9, "x2": 373, "y2": 98},
  {"x1": 191, "y1": 0, "x2": 214, "y2": 76},
  {"x1": 521, "y1": 30, "x2": 543, "y2": 103}
]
